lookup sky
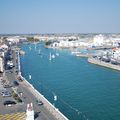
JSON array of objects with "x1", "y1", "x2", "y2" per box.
[{"x1": 0, "y1": 0, "x2": 120, "y2": 34}]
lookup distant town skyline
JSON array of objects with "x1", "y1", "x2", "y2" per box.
[{"x1": 0, "y1": 0, "x2": 120, "y2": 34}]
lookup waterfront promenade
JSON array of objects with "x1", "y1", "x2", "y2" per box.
[{"x1": 88, "y1": 57, "x2": 120, "y2": 71}]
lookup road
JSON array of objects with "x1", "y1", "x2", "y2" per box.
[{"x1": 0, "y1": 47, "x2": 57, "y2": 120}]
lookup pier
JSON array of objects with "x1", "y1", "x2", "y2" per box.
[
  {"x1": 76, "y1": 53, "x2": 92, "y2": 58},
  {"x1": 88, "y1": 57, "x2": 120, "y2": 71}
]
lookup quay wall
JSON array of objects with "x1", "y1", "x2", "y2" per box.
[
  {"x1": 76, "y1": 54, "x2": 92, "y2": 58},
  {"x1": 88, "y1": 57, "x2": 120, "y2": 71},
  {"x1": 17, "y1": 51, "x2": 69, "y2": 120}
]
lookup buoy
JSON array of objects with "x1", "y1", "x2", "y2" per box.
[
  {"x1": 54, "y1": 95, "x2": 57, "y2": 101},
  {"x1": 29, "y1": 75, "x2": 31, "y2": 79}
]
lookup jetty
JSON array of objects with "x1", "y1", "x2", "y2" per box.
[
  {"x1": 76, "y1": 53, "x2": 92, "y2": 58},
  {"x1": 88, "y1": 57, "x2": 120, "y2": 71}
]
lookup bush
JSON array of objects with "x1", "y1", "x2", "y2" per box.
[
  {"x1": 12, "y1": 92, "x2": 22, "y2": 103},
  {"x1": 16, "y1": 97, "x2": 22, "y2": 103},
  {"x1": 12, "y1": 92, "x2": 18, "y2": 98},
  {"x1": 45, "y1": 41, "x2": 52, "y2": 46},
  {"x1": 27, "y1": 37, "x2": 39, "y2": 42}
]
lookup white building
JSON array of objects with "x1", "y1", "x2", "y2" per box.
[
  {"x1": 26, "y1": 103, "x2": 34, "y2": 120},
  {"x1": 112, "y1": 48, "x2": 120, "y2": 60},
  {"x1": 34, "y1": 35, "x2": 77, "y2": 41},
  {"x1": 52, "y1": 40, "x2": 90, "y2": 48},
  {"x1": 6, "y1": 37, "x2": 19, "y2": 44},
  {"x1": 92, "y1": 34, "x2": 104, "y2": 46},
  {"x1": 0, "y1": 44, "x2": 8, "y2": 50},
  {"x1": 0, "y1": 57, "x2": 3, "y2": 73},
  {"x1": 111, "y1": 38, "x2": 120, "y2": 47}
]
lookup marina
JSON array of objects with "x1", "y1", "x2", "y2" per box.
[
  {"x1": 1, "y1": 0, "x2": 120, "y2": 119},
  {"x1": 20, "y1": 42, "x2": 120, "y2": 120}
]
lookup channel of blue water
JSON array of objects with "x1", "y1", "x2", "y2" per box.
[{"x1": 20, "y1": 42, "x2": 120, "y2": 120}]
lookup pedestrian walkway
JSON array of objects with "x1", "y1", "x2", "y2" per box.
[{"x1": 0, "y1": 112, "x2": 26, "y2": 120}]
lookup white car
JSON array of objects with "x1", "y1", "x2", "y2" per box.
[{"x1": 2, "y1": 92, "x2": 11, "y2": 97}]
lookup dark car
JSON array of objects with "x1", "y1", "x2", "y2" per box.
[
  {"x1": 3, "y1": 101, "x2": 16, "y2": 106},
  {"x1": 3, "y1": 84, "x2": 11, "y2": 88},
  {"x1": 36, "y1": 100, "x2": 43, "y2": 105},
  {"x1": 13, "y1": 81, "x2": 19, "y2": 86}
]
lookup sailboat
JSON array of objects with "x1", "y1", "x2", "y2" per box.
[
  {"x1": 56, "y1": 53, "x2": 59, "y2": 56},
  {"x1": 54, "y1": 95, "x2": 57, "y2": 101},
  {"x1": 51, "y1": 54, "x2": 55, "y2": 59},
  {"x1": 34, "y1": 42, "x2": 37, "y2": 50},
  {"x1": 38, "y1": 49, "x2": 41, "y2": 55},
  {"x1": 29, "y1": 75, "x2": 31, "y2": 80},
  {"x1": 29, "y1": 46, "x2": 32, "y2": 51},
  {"x1": 49, "y1": 53, "x2": 52, "y2": 61}
]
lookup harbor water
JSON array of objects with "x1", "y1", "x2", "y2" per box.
[{"x1": 20, "y1": 42, "x2": 120, "y2": 120}]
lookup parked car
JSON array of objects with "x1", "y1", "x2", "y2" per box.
[
  {"x1": 3, "y1": 101, "x2": 16, "y2": 106},
  {"x1": 1, "y1": 90, "x2": 9, "y2": 95},
  {"x1": 36, "y1": 100, "x2": 43, "y2": 105},
  {"x1": 3, "y1": 84, "x2": 11, "y2": 88},
  {"x1": 8, "y1": 71, "x2": 13, "y2": 73},
  {"x1": 13, "y1": 81, "x2": 19, "y2": 86},
  {"x1": 2, "y1": 92, "x2": 11, "y2": 97}
]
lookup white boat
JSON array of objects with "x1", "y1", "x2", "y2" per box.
[
  {"x1": 56, "y1": 53, "x2": 59, "y2": 56},
  {"x1": 38, "y1": 49, "x2": 41, "y2": 55},
  {"x1": 29, "y1": 75, "x2": 31, "y2": 79},
  {"x1": 34, "y1": 42, "x2": 37, "y2": 50},
  {"x1": 54, "y1": 95, "x2": 57, "y2": 101},
  {"x1": 71, "y1": 51, "x2": 81, "y2": 55},
  {"x1": 29, "y1": 46, "x2": 32, "y2": 50},
  {"x1": 35, "y1": 44, "x2": 37, "y2": 50},
  {"x1": 51, "y1": 54, "x2": 55, "y2": 59}
]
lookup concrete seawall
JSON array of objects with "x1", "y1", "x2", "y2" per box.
[
  {"x1": 76, "y1": 54, "x2": 92, "y2": 58},
  {"x1": 88, "y1": 57, "x2": 120, "y2": 71},
  {"x1": 17, "y1": 51, "x2": 69, "y2": 120}
]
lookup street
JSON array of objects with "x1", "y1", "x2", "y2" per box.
[{"x1": 0, "y1": 47, "x2": 57, "y2": 120}]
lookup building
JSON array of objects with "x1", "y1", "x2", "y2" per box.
[
  {"x1": 26, "y1": 103, "x2": 34, "y2": 120},
  {"x1": 0, "y1": 57, "x2": 3, "y2": 73},
  {"x1": 0, "y1": 44, "x2": 8, "y2": 50},
  {"x1": 6, "y1": 36, "x2": 20, "y2": 44},
  {"x1": 51, "y1": 40, "x2": 89, "y2": 48},
  {"x1": 92, "y1": 34, "x2": 104, "y2": 46}
]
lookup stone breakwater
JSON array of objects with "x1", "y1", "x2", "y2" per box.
[
  {"x1": 88, "y1": 57, "x2": 120, "y2": 71},
  {"x1": 17, "y1": 51, "x2": 69, "y2": 120}
]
